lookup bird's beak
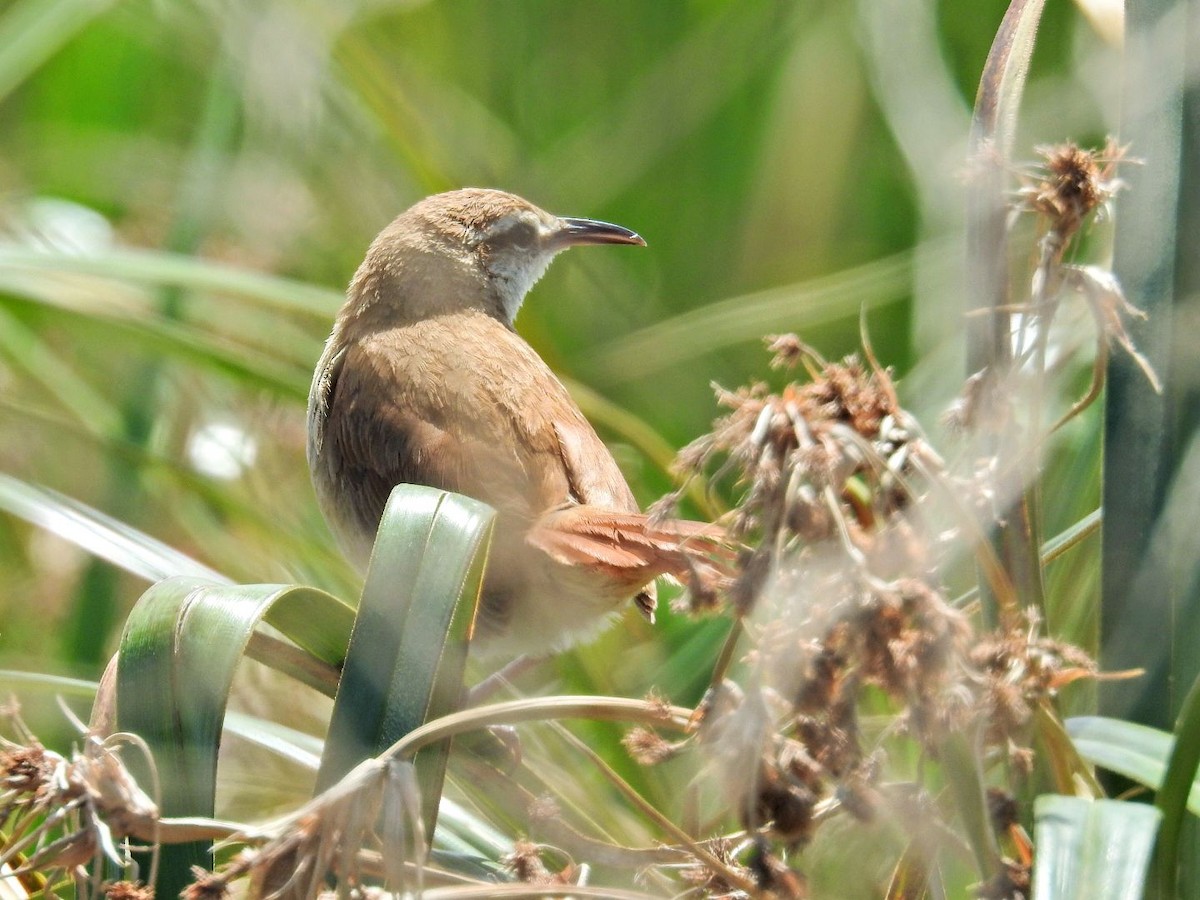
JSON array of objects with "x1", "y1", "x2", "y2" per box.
[{"x1": 552, "y1": 216, "x2": 647, "y2": 248}]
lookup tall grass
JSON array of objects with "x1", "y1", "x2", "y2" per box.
[{"x1": 3, "y1": 0, "x2": 1198, "y2": 898}]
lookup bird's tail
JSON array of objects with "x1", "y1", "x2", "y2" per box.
[{"x1": 526, "y1": 506, "x2": 736, "y2": 617}]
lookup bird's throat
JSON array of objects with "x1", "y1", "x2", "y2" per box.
[{"x1": 488, "y1": 250, "x2": 558, "y2": 322}]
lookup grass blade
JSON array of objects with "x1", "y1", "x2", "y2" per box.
[
  {"x1": 1101, "y1": 0, "x2": 1187, "y2": 734},
  {"x1": 1033, "y1": 795, "x2": 1160, "y2": 900},
  {"x1": 0, "y1": 245, "x2": 340, "y2": 318},
  {"x1": 585, "y1": 250, "x2": 916, "y2": 383},
  {"x1": 0, "y1": 0, "x2": 117, "y2": 102},
  {"x1": 114, "y1": 577, "x2": 355, "y2": 895},
  {"x1": 964, "y1": 0, "x2": 1050, "y2": 627},
  {"x1": 1066, "y1": 716, "x2": 1200, "y2": 815},
  {"x1": 1153, "y1": 670, "x2": 1200, "y2": 896},
  {"x1": 316, "y1": 484, "x2": 494, "y2": 846},
  {"x1": 0, "y1": 472, "x2": 227, "y2": 583}
]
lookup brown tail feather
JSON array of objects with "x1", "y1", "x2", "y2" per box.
[{"x1": 527, "y1": 505, "x2": 736, "y2": 592}]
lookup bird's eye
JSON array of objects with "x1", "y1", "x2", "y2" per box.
[{"x1": 502, "y1": 220, "x2": 538, "y2": 248}]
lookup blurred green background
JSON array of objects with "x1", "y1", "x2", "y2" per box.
[{"x1": 0, "y1": 0, "x2": 1120, "y2": 706}]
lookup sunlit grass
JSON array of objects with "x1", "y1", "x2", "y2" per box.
[{"x1": 1, "y1": 0, "x2": 1180, "y2": 897}]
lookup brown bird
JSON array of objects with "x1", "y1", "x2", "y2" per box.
[{"x1": 308, "y1": 188, "x2": 723, "y2": 659}]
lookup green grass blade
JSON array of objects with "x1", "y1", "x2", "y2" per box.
[
  {"x1": 222, "y1": 711, "x2": 323, "y2": 771},
  {"x1": 1069, "y1": 715, "x2": 1200, "y2": 825},
  {"x1": 1102, "y1": 0, "x2": 1187, "y2": 736},
  {"x1": 964, "y1": 0, "x2": 1050, "y2": 627},
  {"x1": 0, "y1": 0, "x2": 117, "y2": 102},
  {"x1": 0, "y1": 670, "x2": 98, "y2": 698},
  {"x1": 0, "y1": 672, "x2": 328, "y2": 775},
  {"x1": 114, "y1": 577, "x2": 355, "y2": 894},
  {"x1": 0, "y1": 305, "x2": 120, "y2": 434},
  {"x1": 1067, "y1": 717, "x2": 1176, "y2": 800},
  {"x1": 970, "y1": 0, "x2": 1046, "y2": 160},
  {"x1": 0, "y1": 291, "x2": 311, "y2": 400},
  {"x1": 0, "y1": 246, "x2": 340, "y2": 318},
  {"x1": 1071, "y1": 704, "x2": 1200, "y2": 898},
  {"x1": 1153, "y1": 670, "x2": 1200, "y2": 896},
  {"x1": 1033, "y1": 796, "x2": 1160, "y2": 900},
  {"x1": 260, "y1": 585, "x2": 356, "y2": 669},
  {"x1": 316, "y1": 484, "x2": 494, "y2": 845},
  {"x1": 0, "y1": 472, "x2": 227, "y2": 583},
  {"x1": 939, "y1": 730, "x2": 1002, "y2": 881},
  {"x1": 585, "y1": 250, "x2": 916, "y2": 384}
]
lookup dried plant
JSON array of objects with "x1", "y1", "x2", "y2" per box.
[
  {"x1": 185, "y1": 757, "x2": 424, "y2": 900},
  {"x1": 636, "y1": 291, "x2": 1116, "y2": 893},
  {"x1": 616, "y1": 143, "x2": 1148, "y2": 897},
  {"x1": 0, "y1": 705, "x2": 158, "y2": 898},
  {"x1": 1008, "y1": 139, "x2": 1157, "y2": 430}
]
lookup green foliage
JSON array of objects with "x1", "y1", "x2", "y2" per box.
[
  {"x1": 3, "y1": 0, "x2": 1197, "y2": 898},
  {"x1": 1033, "y1": 796, "x2": 1161, "y2": 900},
  {"x1": 116, "y1": 578, "x2": 353, "y2": 892},
  {"x1": 317, "y1": 485, "x2": 492, "y2": 840}
]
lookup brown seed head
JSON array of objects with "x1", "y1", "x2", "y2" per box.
[
  {"x1": 103, "y1": 882, "x2": 154, "y2": 900},
  {"x1": 1, "y1": 744, "x2": 56, "y2": 795},
  {"x1": 622, "y1": 727, "x2": 678, "y2": 765},
  {"x1": 1019, "y1": 138, "x2": 1127, "y2": 239}
]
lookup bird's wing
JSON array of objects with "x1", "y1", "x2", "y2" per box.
[{"x1": 317, "y1": 313, "x2": 636, "y2": 528}]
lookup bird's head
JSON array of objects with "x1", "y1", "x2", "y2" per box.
[{"x1": 354, "y1": 188, "x2": 645, "y2": 324}]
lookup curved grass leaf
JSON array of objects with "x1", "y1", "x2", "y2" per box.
[
  {"x1": 316, "y1": 484, "x2": 495, "y2": 846},
  {"x1": 114, "y1": 577, "x2": 354, "y2": 895},
  {"x1": 966, "y1": 0, "x2": 1049, "y2": 367},
  {"x1": 970, "y1": 0, "x2": 1046, "y2": 158},
  {"x1": 1067, "y1": 717, "x2": 1190, "y2": 806},
  {"x1": 1069, "y1": 714, "x2": 1200, "y2": 824},
  {"x1": 0, "y1": 671, "x2": 323, "y2": 773},
  {"x1": 1033, "y1": 795, "x2": 1160, "y2": 900}
]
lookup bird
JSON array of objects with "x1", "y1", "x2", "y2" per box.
[{"x1": 307, "y1": 188, "x2": 726, "y2": 660}]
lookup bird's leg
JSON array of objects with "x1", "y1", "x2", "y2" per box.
[{"x1": 466, "y1": 654, "x2": 544, "y2": 706}]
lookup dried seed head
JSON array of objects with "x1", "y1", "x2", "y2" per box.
[
  {"x1": 643, "y1": 688, "x2": 675, "y2": 720},
  {"x1": 747, "y1": 837, "x2": 808, "y2": 898},
  {"x1": 969, "y1": 613, "x2": 1098, "y2": 752},
  {"x1": 103, "y1": 881, "x2": 154, "y2": 900},
  {"x1": 766, "y1": 333, "x2": 816, "y2": 371},
  {"x1": 504, "y1": 841, "x2": 551, "y2": 883},
  {"x1": 987, "y1": 787, "x2": 1020, "y2": 833},
  {"x1": 502, "y1": 841, "x2": 575, "y2": 886},
  {"x1": 671, "y1": 433, "x2": 715, "y2": 477},
  {"x1": 977, "y1": 858, "x2": 1032, "y2": 900},
  {"x1": 1018, "y1": 138, "x2": 1127, "y2": 239},
  {"x1": 1, "y1": 743, "x2": 56, "y2": 795},
  {"x1": 679, "y1": 838, "x2": 756, "y2": 897},
  {"x1": 182, "y1": 869, "x2": 230, "y2": 900},
  {"x1": 622, "y1": 727, "x2": 678, "y2": 765}
]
